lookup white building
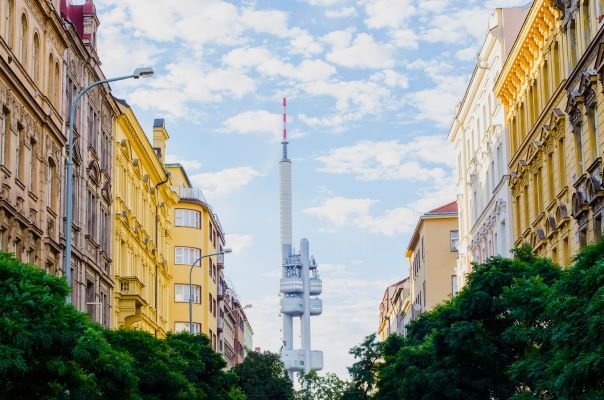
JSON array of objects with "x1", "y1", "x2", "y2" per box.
[{"x1": 449, "y1": 6, "x2": 529, "y2": 288}]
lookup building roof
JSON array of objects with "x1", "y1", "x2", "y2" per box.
[
  {"x1": 405, "y1": 200, "x2": 458, "y2": 257},
  {"x1": 427, "y1": 201, "x2": 458, "y2": 215}
]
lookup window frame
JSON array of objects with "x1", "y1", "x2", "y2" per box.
[
  {"x1": 174, "y1": 283, "x2": 201, "y2": 304},
  {"x1": 174, "y1": 208, "x2": 201, "y2": 229},
  {"x1": 174, "y1": 246, "x2": 201, "y2": 265}
]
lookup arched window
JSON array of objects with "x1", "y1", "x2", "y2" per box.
[
  {"x1": 19, "y1": 13, "x2": 27, "y2": 66},
  {"x1": 54, "y1": 62, "x2": 60, "y2": 105},
  {"x1": 33, "y1": 33, "x2": 39, "y2": 82},
  {"x1": 4, "y1": 0, "x2": 14, "y2": 46},
  {"x1": 47, "y1": 158, "x2": 56, "y2": 210}
]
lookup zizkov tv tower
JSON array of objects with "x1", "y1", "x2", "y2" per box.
[{"x1": 278, "y1": 98, "x2": 323, "y2": 380}]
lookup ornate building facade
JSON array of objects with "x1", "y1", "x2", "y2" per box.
[
  {"x1": 377, "y1": 278, "x2": 410, "y2": 340},
  {"x1": 450, "y1": 6, "x2": 527, "y2": 288},
  {"x1": 113, "y1": 108, "x2": 176, "y2": 336},
  {"x1": 60, "y1": 0, "x2": 119, "y2": 326},
  {"x1": 496, "y1": 0, "x2": 604, "y2": 264},
  {"x1": 0, "y1": 0, "x2": 67, "y2": 284}
]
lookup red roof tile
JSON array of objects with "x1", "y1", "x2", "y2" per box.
[{"x1": 427, "y1": 201, "x2": 458, "y2": 214}]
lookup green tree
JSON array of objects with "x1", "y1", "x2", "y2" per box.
[
  {"x1": 0, "y1": 252, "x2": 138, "y2": 400},
  {"x1": 509, "y1": 240, "x2": 604, "y2": 399},
  {"x1": 346, "y1": 333, "x2": 381, "y2": 399},
  {"x1": 374, "y1": 247, "x2": 561, "y2": 400},
  {"x1": 232, "y1": 351, "x2": 295, "y2": 400},
  {"x1": 296, "y1": 370, "x2": 351, "y2": 400}
]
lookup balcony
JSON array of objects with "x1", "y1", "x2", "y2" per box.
[
  {"x1": 171, "y1": 186, "x2": 207, "y2": 203},
  {"x1": 119, "y1": 276, "x2": 146, "y2": 307}
]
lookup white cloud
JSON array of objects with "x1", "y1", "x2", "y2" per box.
[
  {"x1": 420, "y1": 7, "x2": 489, "y2": 44},
  {"x1": 289, "y1": 28, "x2": 324, "y2": 56},
  {"x1": 325, "y1": 7, "x2": 356, "y2": 18},
  {"x1": 362, "y1": 0, "x2": 416, "y2": 29},
  {"x1": 165, "y1": 155, "x2": 202, "y2": 171},
  {"x1": 223, "y1": 47, "x2": 336, "y2": 81},
  {"x1": 241, "y1": 8, "x2": 290, "y2": 37},
  {"x1": 389, "y1": 29, "x2": 419, "y2": 49},
  {"x1": 321, "y1": 29, "x2": 355, "y2": 49},
  {"x1": 456, "y1": 47, "x2": 478, "y2": 61},
  {"x1": 326, "y1": 33, "x2": 394, "y2": 69},
  {"x1": 370, "y1": 69, "x2": 409, "y2": 89},
  {"x1": 316, "y1": 136, "x2": 455, "y2": 182},
  {"x1": 226, "y1": 233, "x2": 254, "y2": 255},
  {"x1": 222, "y1": 110, "x2": 284, "y2": 141},
  {"x1": 304, "y1": 0, "x2": 350, "y2": 5},
  {"x1": 127, "y1": 58, "x2": 256, "y2": 118},
  {"x1": 189, "y1": 167, "x2": 262, "y2": 199},
  {"x1": 304, "y1": 196, "x2": 417, "y2": 236}
]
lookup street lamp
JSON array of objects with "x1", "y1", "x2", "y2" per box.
[
  {"x1": 64, "y1": 67, "x2": 154, "y2": 304},
  {"x1": 189, "y1": 248, "x2": 232, "y2": 334}
]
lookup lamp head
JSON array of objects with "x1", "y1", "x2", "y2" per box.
[
  {"x1": 132, "y1": 67, "x2": 154, "y2": 79},
  {"x1": 243, "y1": 304, "x2": 252, "y2": 309},
  {"x1": 223, "y1": 248, "x2": 233, "y2": 254}
]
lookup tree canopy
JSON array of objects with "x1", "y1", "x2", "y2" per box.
[
  {"x1": 232, "y1": 350, "x2": 295, "y2": 400},
  {"x1": 0, "y1": 252, "x2": 242, "y2": 400}
]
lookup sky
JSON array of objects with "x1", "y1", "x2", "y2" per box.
[{"x1": 94, "y1": 0, "x2": 529, "y2": 378}]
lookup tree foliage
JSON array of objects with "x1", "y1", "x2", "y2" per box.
[
  {"x1": 0, "y1": 252, "x2": 243, "y2": 400},
  {"x1": 362, "y1": 243, "x2": 604, "y2": 399},
  {"x1": 232, "y1": 350, "x2": 295, "y2": 400}
]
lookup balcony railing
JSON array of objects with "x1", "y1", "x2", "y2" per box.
[
  {"x1": 119, "y1": 276, "x2": 146, "y2": 306},
  {"x1": 171, "y1": 186, "x2": 207, "y2": 203}
]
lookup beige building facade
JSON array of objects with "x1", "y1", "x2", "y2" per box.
[
  {"x1": 406, "y1": 202, "x2": 459, "y2": 318},
  {"x1": 0, "y1": 0, "x2": 67, "y2": 278}
]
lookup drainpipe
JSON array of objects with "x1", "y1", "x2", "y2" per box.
[{"x1": 154, "y1": 170, "x2": 170, "y2": 333}]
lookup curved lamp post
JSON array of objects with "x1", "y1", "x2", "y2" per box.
[
  {"x1": 64, "y1": 67, "x2": 154, "y2": 304},
  {"x1": 189, "y1": 248, "x2": 232, "y2": 334}
]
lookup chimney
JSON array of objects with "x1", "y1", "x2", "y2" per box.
[{"x1": 153, "y1": 119, "x2": 169, "y2": 165}]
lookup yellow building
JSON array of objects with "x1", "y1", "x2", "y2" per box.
[
  {"x1": 167, "y1": 162, "x2": 226, "y2": 351},
  {"x1": 377, "y1": 278, "x2": 410, "y2": 340},
  {"x1": 406, "y1": 202, "x2": 459, "y2": 318},
  {"x1": 495, "y1": 0, "x2": 604, "y2": 264},
  {"x1": 112, "y1": 107, "x2": 176, "y2": 336}
]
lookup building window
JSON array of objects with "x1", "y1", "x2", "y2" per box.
[
  {"x1": 569, "y1": 20, "x2": 578, "y2": 68},
  {"x1": 174, "y1": 284, "x2": 201, "y2": 303},
  {"x1": 175, "y1": 209, "x2": 201, "y2": 228},
  {"x1": 575, "y1": 123, "x2": 585, "y2": 174},
  {"x1": 450, "y1": 230, "x2": 459, "y2": 252},
  {"x1": 47, "y1": 158, "x2": 56, "y2": 210},
  {"x1": 0, "y1": 108, "x2": 8, "y2": 165},
  {"x1": 579, "y1": 226, "x2": 588, "y2": 248},
  {"x1": 534, "y1": 169, "x2": 543, "y2": 213},
  {"x1": 589, "y1": 105, "x2": 599, "y2": 160},
  {"x1": 19, "y1": 13, "x2": 27, "y2": 66},
  {"x1": 4, "y1": 0, "x2": 14, "y2": 46},
  {"x1": 523, "y1": 186, "x2": 530, "y2": 229},
  {"x1": 175, "y1": 322, "x2": 200, "y2": 334},
  {"x1": 175, "y1": 246, "x2": 201, "y2": 265},
  {"x1": 54, "y1": 62, "x2": 60, "y2": 106},
  {"x1": 583, "y1": 0, "x2": 591, "y2": 47},
  {"x1": 47, "y1": 54, "x2": 54, "y2": 100},
  {"x1": 548, "y1": 153, "x2": 555, "y2": 200},
  {"x1": 595, "y1": 214, "x2": 602, "y2": 242},
  {"x1": 28, "y1": 139, "x2": 36, "y2": 192},
  {"x1": 32, "y1": 33, "x2": 39, "y2": 83},
  {"x1": 451, "y1": 275, "x2": 458, "y2": 296},
  {"x1": 15, "y1": 125, "x2": 23, "y2": 180},
  {"x1": 87, "y1": 190, "x2": 97, "y2": 240},
  {"x1": 553, "y1": 42, "x2": 561, "y2": 84},
  {"x1": 558, "y1": 137, "x2": 566, "y2": 187}
]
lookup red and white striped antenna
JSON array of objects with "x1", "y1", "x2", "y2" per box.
[{"x1": 281, "y1": 97, "x2": 289, "y2": 159}]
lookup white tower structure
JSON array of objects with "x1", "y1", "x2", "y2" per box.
[{"x1": 279, "y1": 98, "x2": 323, "y2": 380}]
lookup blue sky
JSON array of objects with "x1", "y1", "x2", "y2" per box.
[{"x1": 94, "y1": 0, "x2": 528, "y2": 377}]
